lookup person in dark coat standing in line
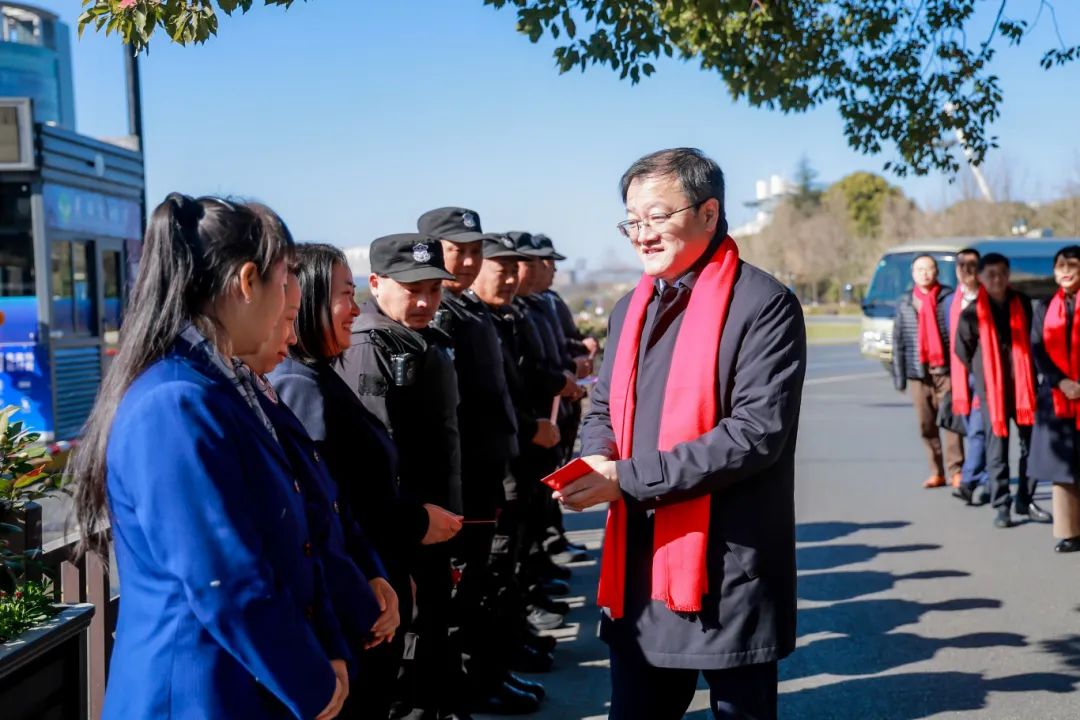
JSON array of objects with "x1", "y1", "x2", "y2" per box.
[
  {"x1": 240, "y1": 270, "x2": 401, "y2": 718},
  {"x1": 1029, "y1": 245, "x2": 1080, "y2": 553},
  {"x1": 269, "y1": 244, "x2": 462, "y2": 719},
  {"x1": 891, "y1": 254, "x2": 965, "y2": 489},
  {"x1": 954, "y1": 252, "x2": 1053, "y2": 528},
  {"x1": 564, "y1": 148, "x2": 806, "y2": 720},
  {"x1": 949, "y1": 248, "x2": 991, "y2": 505},
  {"x1": 339, "y1": 234, "x2": 466, "y2": 720},
  {"x1": 416, "y1": 208, "x2": 545, "y2": 714}
]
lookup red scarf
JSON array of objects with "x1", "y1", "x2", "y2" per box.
[
  {"x1": 949, "y1": 291, "x2": 972, "y2": 415},
  {"x1": 598, "y1": 237, "x2": 739, "y2": 619},
  {"x1": 976, "y1": 288, "x2": 1036, "y2": 437},
  {"x1": 1043, "y1": 288, "x2": 1080, "y2": 429},
  {"x1": 914, "y1": 283, "x2": 945, "y2": 368}
]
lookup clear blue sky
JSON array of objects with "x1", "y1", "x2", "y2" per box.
[{"x1": 27, "y1": 0, "x2": 1080, "y2": 270}]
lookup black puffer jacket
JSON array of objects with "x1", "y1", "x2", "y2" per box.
[{"x1": 892, "y1": 285, "x2": 954, "y2": 391}]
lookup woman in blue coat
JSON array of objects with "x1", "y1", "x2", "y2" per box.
[
  {"x1": 237, "y1": 269, "x2": 401, "y2": 716},
  {"x1": 69, "y1": 195, "x2": 349, "y2": 719},
  {"x1": 1030, "y1": 245, "x2": 1080, "y2": 554}
]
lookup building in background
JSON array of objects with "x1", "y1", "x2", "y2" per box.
[
  {"x1": 0, "y1": 2, "x2": 145, "y2": 441},
  {"x1": 731, "y1": 174, "x2": 790, "y2": 238}
]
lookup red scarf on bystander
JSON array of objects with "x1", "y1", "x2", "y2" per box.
[
  {"x1": 949, "y1": 291, "x2": 972, "y2": 415},
  {"x1": 597, "y1": 236, "x2": 739, "y2": 620},
  {"x1": 976, "y1": 287, "x2": 1036, "y2": 437},
  {"x1": 1043, "y1": 288, "x2": 1080, "y2": 429},
  {"x1": 914, "y1": 283, "x2": 945, "y2": 368}
]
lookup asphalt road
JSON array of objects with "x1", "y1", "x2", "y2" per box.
[{"x1": 483, "y1": 344, "x2": 1080, "y2": 720}]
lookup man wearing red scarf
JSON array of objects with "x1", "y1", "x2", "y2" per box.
[
  {"x1": 555, "y1": 149, "x2": 806, "y2": 720},
  {"x1": 954, "y1": 253, "x2": 1051, "y2": 528},
  {"x1": 891, "y1": 254, "x2": 965, "y2": 489},
  {"x1": 1030, "y1": 245, "x2": 1080, "y2": 553}
]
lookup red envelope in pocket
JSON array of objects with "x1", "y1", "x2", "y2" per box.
[{"x1": 541, "y1": 457, "x2": 593, "y2": 492}]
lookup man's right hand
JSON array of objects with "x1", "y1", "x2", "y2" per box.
[
  {"x1": 421, "y1": 503, "x2": 463, "y2": 545},
  {"x1": 1060, "y1": 378, "x2": 1080, "y2": 401},
  {"x1": 532, "y1": 419, "x2": 561, "y2": 449},
  {"x1": 560, "y1": 371, "x2": 585, "y2": 399}
]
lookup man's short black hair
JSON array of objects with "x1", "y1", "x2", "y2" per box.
[
  {"x1": 912, "y1": 253, "x2": 938, "y2": 269},
  {"x1": 619, "y1": 148, "x2": 728, "y2": 236},
  {"x1": 956, "y1": 247, "x2": 980, "y2": 261},
  {"x1": 977, "y1": 252, "x2": 1010, "y2": 273},
  {"x1": 1053, "y1": 244, "x2": 1080, "y2": 265}
]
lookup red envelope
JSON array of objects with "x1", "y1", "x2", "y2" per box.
[{"x1": 540, "y1": 457, "x2": 593, "y2": 492}]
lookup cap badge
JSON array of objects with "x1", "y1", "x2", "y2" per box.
[
  {"x1": 462, "y1": 212, "x2": 477, "y2": 229},
  {"x1": 501, "y1": 236, "x2": 515, "y2": 249},
  {"x1": 412, "y1": 243, "x2": 432, "y2": 263}
]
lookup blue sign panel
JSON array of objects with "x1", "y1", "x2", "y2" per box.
[
  {"x1": 0, "y1": 342, "x2": 51, "y2": 435},
  {"x1": 0, "y1": 295, "x2": 37, "y2": 343},
  {"x1": 43, "y1": 184, "x2": 141, "y2": 240}
]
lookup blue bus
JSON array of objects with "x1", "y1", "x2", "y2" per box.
[{"x1": 0, "y1": 114, "x2": 143, "y2": 442}]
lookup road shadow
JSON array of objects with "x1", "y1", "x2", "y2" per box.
[
  {"x1": 796, "y1": 521, "x2": 910, "y2": 543},
  {"x1": 782, "y1": 631, "x2": 1026, "y2": 680},
  {"x1": 767, "y1": 671, "x2": 1079, "y2": 720},
  {"x1": 797, "y1": 569, "x2": 969, "y2": 602},
  {"x1": 1041, "y1": 634, "x2": 1080, "y2": 670},
  {"x1": 797, "y1": 543, "x2": 940, "y2": 571},
  {"x1": 798, "y1": 597, "x2": 1002, "y2": 637}
]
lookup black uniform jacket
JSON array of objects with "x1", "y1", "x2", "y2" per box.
[
  {"x1": 341, "y1": 300, "x2": 464, "y2": 515},
  {"x1": 268, "y1": 356, "x2": 429, "y2": 583},
  {"x1": 579, "y1": 257, "x2": 806, "y2": 670}
]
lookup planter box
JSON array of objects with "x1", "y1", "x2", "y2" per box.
[{"x1": 0, "y1": 603, "x2": 94, "y2": 720}]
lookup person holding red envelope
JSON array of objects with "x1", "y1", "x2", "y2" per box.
[{"x1": 559, "y1": 148, "x2": 806, "y2": 720}]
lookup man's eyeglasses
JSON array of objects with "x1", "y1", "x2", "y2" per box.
[{"x1": 616, "y1": 202, "x2": 702, "y2": 240}]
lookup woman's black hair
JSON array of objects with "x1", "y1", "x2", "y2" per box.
[
  {"x1": 1053, "y1": 245, "x2": 1080, "y2": 265},
  {"x1": 291, "y1": 243, "x2": 351, "y2": 364},
  {"x1": 69, "y1": 193, "x2": 294, "y2": 556}
]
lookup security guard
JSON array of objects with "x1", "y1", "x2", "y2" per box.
[
  {"x1": 531, "y1": 233, "x2": 594, "y2": 564},
  {"x1": 415, "y1": 208, "x2": 543, "y2": 713},
  {"x1": 338, "y1": 233, "x2": 464, "y2": 720},
  {"x1": 467, "y1": 233, "x2": 562, "y2": 670}
]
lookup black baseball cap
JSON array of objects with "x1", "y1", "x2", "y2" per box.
[
  {"x1": 481, "y1": 233, "x2": 531, "y2": 260},
  {"x1": 506, "y1": 231, "x2": 545, "y2": 258},
  {"x1": 531, "y1": 233, "x2": 567, "y2": 261},
  {"x1": 369, "y1": 233, "x2": 455, "y2": 282},
  {"x1": 417, "y1": 207, "x2": 485, "y2": 243}
]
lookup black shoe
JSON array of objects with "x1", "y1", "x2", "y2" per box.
[
  {"x1": 509, "y1": 644, "x2": 554, "y2": 673},
  {"x1": 505, "y1": 672, "x2": 546, "y2": 701},
  {"x1": 528, "y1": 592, "x2": 570, "y2": 615},
  {"x1": 975, "y1": 489, "x2": 991, "y2": 506},
  {"x1": 526, "y1": 605, "x2": 566, "y2": 630},
  {"x1": 1015, "y1": 501, "x2": 1053, "y2": 523},
  {"x1": 1055, "y1": 537, "x2": 1080, "y2": 553},
  {"x1": 522, "y1": 630, "x2": 557, "y2": 653},
  {"x1": 470, "y1": 681, "x2": 541, "y2": 714},
  {"x1": 439, "y1": 712, "x2": 474, "y2": 720},
  {"x1": 540, "y1": 578, "x2": 571, "y2": 596},
  {"x1": 994, "y1": 507, "x2": 1013, "y2": 528},
  {"x1": 952, "y1": 485, "x2": 974, "y2": 504},
  {"x1": 540, "y1": 560, "x2": 572, "y2": 580}
]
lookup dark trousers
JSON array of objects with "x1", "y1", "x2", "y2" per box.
[
  {"x1": 982, "y1": 411, "x2": 1035, "y2": 510},
  {"x1": 400, "y1": 546, "x2": 455, "y2": 712},
  {"x1": 609, "y1": 645, "x2": 778, "y2": 720}
]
